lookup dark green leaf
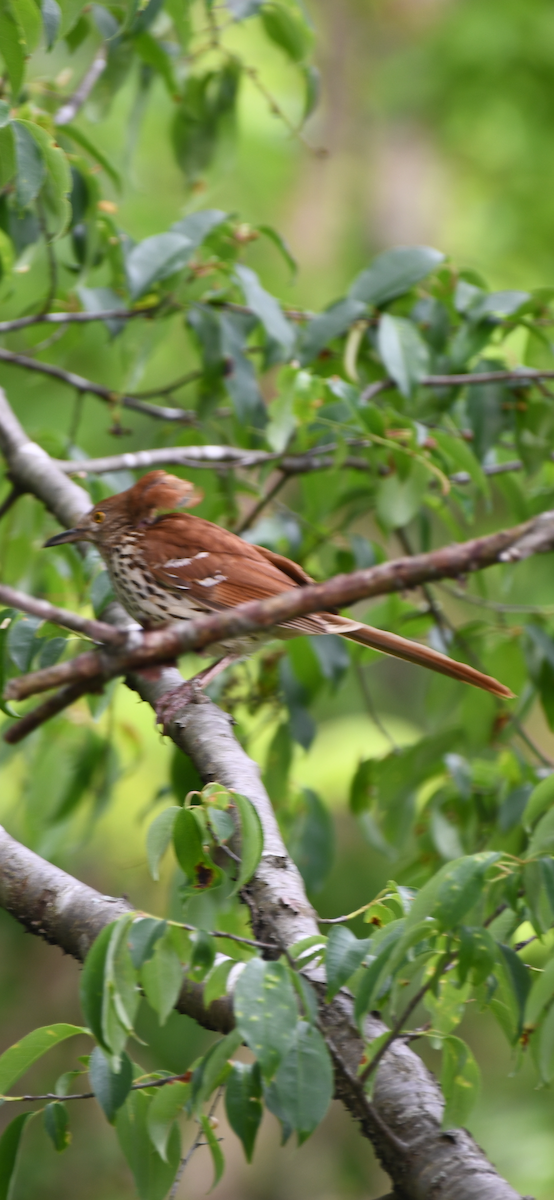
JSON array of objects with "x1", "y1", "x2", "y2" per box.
[
  {"x1": 0, "y1": 1024, "x2": 88, "y2": 1095},
  {"x1": 79, "y1": 923, "x2": 115, "y2": 1052},
  {"x1": 350, "y1": 246, "x2": 444, "y2": 306},
  {"x1": 42, "y1": 0, "x2": 61, "y2": 48},
  {"x1": 44, "y1": 1101, "x2": 70, "y2": 1151},
  {"x1": 200, "y1": 1113, "x2": 225, "y2": 1190},
  {"x1": 141, "y1": 929, "x2": 183, "y2": 1025},
  {"x1": 116, "y1": 1090, "x2": 181, "y2": 1200},
  {"x1": 258, "y1": 223, "x2": 297, "y2": 277},
  {"x1": 147, "y1": 1080, "x2": 190, "y2": 1161},
  {"x1": 354, "y1": 922, "x2": 406, "y2": 1024},
  {"x1": 0, "y1": 1114, "x2": 32, "y2": 1200},
  {"x1": 232, "y1": 791, "x2": 264, "y2": 893},
  {"x1": 128, "y1": 919, "x2": 167, "y2": 970},
  {"x1": 377, "y1": 314, "x2": 429, "y2": 399},
  {"x1": 171, "y1": 208, "x2": 227, "y2": 247},
  {"x1": 498, "y1": 944, "x2": 531, "y2": 1040},
  {"x1": 7, "y1": 615, "x2": 42, "y2": 671},
  {"x1": 525, "y1": 955, "x2": 554, "y2": 1028},
  {"x1": 325, "y1": 926, "x2": 372, "y2": 1001},
  {"x1": 299, "y1": 297, "x2": 366, "y2": 364},
  {"x1": 234, "y1": 958, "x2": 298, "y2": 1079},
  {"x1": 0, "y1": 6, "x2": 25, "y2": 95},
  {"x1": 441, "y1": 1035, "x2": 480, "y2": 1129},
  {"x1": 407, "y1": 853, "x2": 500, "y2": 932},
  {"x1": 225, "y1": 1061, "x2": 263, "y2": 1162},
  {"x1": 265, "y1": 1021, "x2": 333, "y2": 1143},
  {"x1": 147, "y1": 807, "x2": 180, "y2": 881},
  {"x1": 260, "y1": 2, "x2": 312, "y2": 61},
  {"x1": 235, "y1": 263, "x2": 294, "y2": 356},
  {"x1": 457, "y1": 926, "x2": 496, "y2": 987},
  {"x1": 289, "y1": 788, "x2": 334, "y2": 893},
  {"x1": 523, "y1": 773, "x2": 554, "y2": 830},
  {"x1": 192, "y1": 1029, "x2": 242, "y2": 1110},
  {"x1": 89, "y1": 1047, "x2": 133, "y2": 1123},
  {"x1": 126, "y1": 232, "x2": 193, "y2": 300}
]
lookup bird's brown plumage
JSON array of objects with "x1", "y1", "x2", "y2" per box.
[{"x1": 44, "y1": 470, "x2": 514, "y2": 700}]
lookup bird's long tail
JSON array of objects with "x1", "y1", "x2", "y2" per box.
[{"x1": 340, "y1": 622, "x2": 513, "y2": 699}]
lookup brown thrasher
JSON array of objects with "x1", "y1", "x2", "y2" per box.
[{"x1": 45, "y1": 470, "x2": 512, "y2": 719}]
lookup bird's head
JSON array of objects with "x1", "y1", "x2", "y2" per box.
[{"x1": 43, "y1": 470, "x2": 201, "y2": 549}]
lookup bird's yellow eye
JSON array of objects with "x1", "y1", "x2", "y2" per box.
[{"x1": 93, "y1": 511, "x2": 105, "y2": 524}]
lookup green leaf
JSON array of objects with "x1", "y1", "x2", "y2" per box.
[
  {"x1": 234, "y1": 958, "x2": 298, "y2": 1079},
  {"x1": 126, "y1": 232, "x2": 193, "y2": 300},
  {"x1": 17, "y1": 119, "x2": 72, "y2": 238},
  {"x1": 457, "y1": 926, "x2": 496, "y2": 987},
  {"x1": 128, "y1": 918, "x2": 167, "y2": 970},
  {"x1": 498, "y1": 944, "x2": 531, "y2": 1040},
  {"x1": 10, "y1": 0, "x2": 42, "y2": 51},
  {"x1": 173, "y1": 806, "x2": 205, "y2": 876},
  {"x1": 193, "y1": 1029, "x2": 242, "y2": 1111},
  {"x1": 523, "y1": 773, "x2": 554, "y2": 830},
  {"x1": 80, "y1": 923, "x2": 116, "y2": 1052},
  {"x1": 13, "y1": 119, "x2": 45, "y2": 208},
  {"x1": 147, "y1": 1080, "x2": 190, "y2": 1162},
  {"x1": 288, "y1": 787, "x2": 334, "y2": 894},
  {"x1": 43, "y1": 1101, "x2": 70, "y2": 1152},
  {"x1": 188, "y1": 930, "x2": 216, "y2": 980},
  {"x1": 204, "y1": 958, "x2": 235, "y2": 1008},
  {"x1": 441, "y1": 1035, "x2": 480, "y2": 1129},
  {"x1": 200, "y1": 1113, "x2": 225, "y2": 1190},
  {"x1": 350, "y1": 246, "x2": 444, "y2": 306},
  {"x1": 104, "y1": 915, "x2": 140, "y2": 1039},
  {"x1": 537, "y1": 1003, "x2": 554, "y2": 1083},
  {"x1": 528, "y1": 807, "x2": 554, "y2": 858},
  {"x1": 354, "y1": 922, "x2": 406, "y2": 1025},
  {"x1": 260, "y1": 2, "x2": 312, "y2": 61},
  {"x1": 7, "y1": 615, "x2": 42, "y2": 671},
  {"x1": 299, "y1": 297, "x2": 366, "y2": 365},
  {"x1": 225, "y1": 1061, "x2": 262, "y2": 1162},
  {"x1": 232, "y1": 792, "x2": 264, "y2": 893},
  {"x1": 525, "y1": 956, "x2": 554, "y2": 1028},
  {"x1": 61, "y1": 126, "x2": 121, "y2": 190},
  {"x1": 89, "y1": 1047, "x2": 133, "y2": 1123},
  {"x1": 376, "y1": 460, "x2": 430, "y2": 530},
  {"x1": 407, "y1": 853, "x2": 500, "y2": 932},
  {"x1": 235, "y1": 263, "x2": 294, "y2": 356},
  {"x1": 258, "y1": 223, "x2": 297, "y2": 277},
  {"x1": 134, "y1": 31, "x2": 176, "y2": 96},
  {"x1": 0, "y1": 4, "x2": 25, "y2": 95},
  {"x1": 219, "y1": 312, "x2": 266, "y2": 424},
  {"x1": 147, "y1": 807, "x2": 180, "y2": 881},
  {"x1": 325, "y1": 926, "x2": 372, "y2": 1000},
  {"x1": 42, "y1": 0, "x2": 61, "y2": 48},
  {"x1": 116, "y1": 1090, "x2": 181, "y2": 1200},
  {"x1": 301, "y1": 63, "x2": 320, "y2": 122},
  {"x1": 171, "y1": 208, "x2": 228, "y2": 246},
  {"x1": 89, "y1": 568, "x2": 116, "y2": 615},
  {"x1": 0, "y1": 1024, "x2": 88, "y2": 1096},
  {"x1": 0, "y1": 1113, "x2": 32, "y2": 1200},
  {"x1": 265, "y1": 1021, "x2": 333, "y2": 1143},
  {"x1": 141, "y1": 929, "x2": 183, "y2": 1025},
  {"x1": 377, "y1": 314, "x2": 429, "y2": 399}
]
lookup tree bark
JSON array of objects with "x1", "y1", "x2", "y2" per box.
[{"x1": 0, "y1": 387, "x2": 526, "y2": 1199}]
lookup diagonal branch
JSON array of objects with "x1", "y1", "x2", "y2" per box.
[
  {"x1": 6, "y1": 506, "x2": 553, "y2": 707},
  {"x1": 0, "y1": 386, "x2": 525, "y2": 1200},
  {"x1": 0, "y1": 349, "x2": 197, "y2": 423}
]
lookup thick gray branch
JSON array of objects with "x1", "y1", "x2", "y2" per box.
[{"x1": 0, "y1": 387, "x2": 524, "y2": 1199}]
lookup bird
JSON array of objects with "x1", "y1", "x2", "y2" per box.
[{"x1": 44, "y1": 470, "x2": 513, "y2": 720}]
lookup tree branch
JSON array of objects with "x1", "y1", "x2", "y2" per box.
[
  {"x1": 0, "y1": 308, "x2": 161, "y2": 336},
  {"x1": 54, "y1": 47, "x2": 108, "y2": 126},
  {"x1": 0, "y1": 349, "x2": 197, "y2": 423},
  {"x1": 0, "y1": 583, "x2": 124, "y2": 644},
  {"x1": 0, "y1": 386, "x2": 525, "y2": 1199},
  {"x1": 6, "y1": 506, "x2": 553, "y2": 707}
]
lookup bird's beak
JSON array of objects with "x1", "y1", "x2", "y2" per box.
[{"x1": 43, "y1": 527, "x2": 86, "y2": 547}]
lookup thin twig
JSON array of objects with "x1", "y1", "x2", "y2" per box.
[
  {"x1": 0, "y1": 308, "x2": 161, "y2": 336},
  {"x1": 359, "y1": 954, "x2": 454, "y2": 1086},
  {"x1": 0, "y1": 487, "x2": 20, "y2": 521},
  {"x1": 3, "y1": 682, "x2": 98, "y2": 744},
  {"x1": 169, "y1": 1088, "x2": 222, "y2": 1200},
  {"x1": 0, "y1": 348, "x2": 197, "y2": 423},
  {"x1": 55, "y1": 47, "x2": 108, "y2": 125},
  {"x1": 0, "y1": 583, "x2": 124, "y2": 644},
  {"x1": 234, "y1": 469, "x2": 288, "y2": 534},
  {"x1": 3, "y1": 1072, "x2": 192, "y2": 1104},
  {"x1": 354, "y1": 661, "x2": 399, "y2": 753},
  {"x1": 438, "y1": 582, "x2": 554, "y2": 616}
]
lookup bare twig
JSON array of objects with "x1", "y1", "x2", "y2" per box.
[
  {"x1": 0, "y1": 583, "x2": 124, "y2": 644},
  {"x1": 169, "y1": 1088, "x2": 222, "y2": 1200},
  {"x1": 55, "y1": 47, "x2": 108, "y2": 125},
  {"x1": 234, "y1": 469, "x2": 288, "y2": 534},
  {"x1": 0, "y1": 308, "x2": 160, "y2": 336},
  {"x1": 3, "y1": 682, "x2": 99, "y2": 743},
  {"x1": 0, "y1": 349, "x2": 197, "y2": 423}
]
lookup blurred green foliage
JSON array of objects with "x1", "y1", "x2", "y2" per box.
[{"x1": 3, "y1": 0, "x2": 554, "y2": 1197}]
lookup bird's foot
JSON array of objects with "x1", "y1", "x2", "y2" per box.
[
  {"x1": 154, "y1": 655, "x2": 238, "y2": 733},
  {"x1": 155, "y1": 678, "x2": 204, "y2": 732}
]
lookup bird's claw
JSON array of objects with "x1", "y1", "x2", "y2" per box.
[{"x1": 155, "y1": 678, "x2": 204, "y2": 732}]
